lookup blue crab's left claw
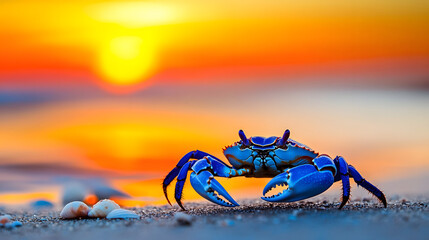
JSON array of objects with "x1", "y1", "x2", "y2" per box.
[
  {"x1": 190, "y1": 171, "x2": 239, "y2": 207},
  {"x1": 262, "y1": 156, "x2": 336, "y2": 202}
]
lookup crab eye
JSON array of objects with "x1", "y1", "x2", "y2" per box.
[
  {"x1": 238, "y1": 130, "x2": 250, "y2": 146},
  {"x1": 278, "y1": 129, "x2": 290, "y2": 146}
]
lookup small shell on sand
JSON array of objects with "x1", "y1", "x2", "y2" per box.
[
  {"x1": 5, "y1": 221, "x2": 23, "y2": 229},
  {"x1": 106, "y1": 209, "x2": 139, "y2": 219},
  {"x1": 0, "y1": 215, "x2": 12, "y2": 226},
  {"x1": 12, "y1": 221, "x2": 23, "y2": 227},
  {"x1": 60, "y1": 201, "x2": 90, "y2": 219},
  {"x1": 88, "y1": 199, "x2": 120, "y2": 218}
]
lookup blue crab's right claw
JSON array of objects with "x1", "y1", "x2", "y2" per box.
[
  {"x1": 261, "y1": 159, "x2": 335, "y2": 202},
  {"x1": 190, "y1": 171, "x2": 239, "y2": 207}
]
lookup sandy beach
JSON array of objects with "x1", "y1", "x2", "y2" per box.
[{"x1": 1, "y1": 198, "x2": 428, "y2": 240}]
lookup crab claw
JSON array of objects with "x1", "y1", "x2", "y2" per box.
[
  {"x1": 261, "y1": 164, "x2": 334, "y2": 202},
  {"x1": 190, "y1": 171, "x2": 239, "y2": 207}
]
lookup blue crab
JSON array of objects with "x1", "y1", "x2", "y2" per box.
[{"x1": 163, "y1": 130, "x2": 387, "y2": 209}]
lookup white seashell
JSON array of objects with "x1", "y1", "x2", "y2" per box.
[
  {"x1": 0, "y1": 215, "x2": 12, "y2": 226},
  {"x1": 88, "y1": 199, "x2": 120, "y2": 218},
  {"x1": 60, "y1": 201, "x2": 90, "y2": 219},
  {"x1": 106, "y1": 209, "x2": 139, "y2": 219}
]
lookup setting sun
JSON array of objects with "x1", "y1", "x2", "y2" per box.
[{"x1": 97, "y1": 36, "x2": 157, "y2": 86}]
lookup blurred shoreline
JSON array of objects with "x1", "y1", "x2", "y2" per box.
[{"x1": 1, "y1": 84, "x2": 428, "y2": 209}]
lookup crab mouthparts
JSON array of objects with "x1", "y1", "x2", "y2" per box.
[{"x1": 262, "y1": 182, "x2": 289, "y2": 199}]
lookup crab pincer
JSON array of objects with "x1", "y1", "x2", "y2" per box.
[
  {"x1": 262, "y1": 156, "x2": 336, "y2": 202},
  {"x1": 190, "y1": 171, "x2": 239, "y2": 207}
]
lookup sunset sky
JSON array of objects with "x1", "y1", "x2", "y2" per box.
[
  {"x1": 0, "y1": 0, "x2": 428, "y2": 207},
  {"x1": 1, "y1": 0, "x2": 429, "y2": 90}
]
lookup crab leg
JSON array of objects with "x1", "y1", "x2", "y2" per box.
[
  {"x1": 162, "y1": 150, "x2": 226, "y2": 205},
  {"x1": 348, "y1": 164, "x2": 387, "y2": 207},
  {"x1": 334, "y1": 156, "x2": 351, "y2": 209},
  {"x1": 174, "y1": 160, "x2": 197, "y2": 209},
  {"x1": 332, "y1": 157, "x2": 387, "y2": 208},
  {"x1": 175, "y1": 156, "x2": 250, "y2": 210},
  {"x1": 262, "y1": 155, "x2": 336, "y2": 202}
]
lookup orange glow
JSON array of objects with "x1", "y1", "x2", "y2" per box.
[
  {"x1": 83, "y1": 194, "x2": 99, "y2": 206},
  {"x1": 0, "y1": 191, "x2": 58, "y2": 206}
]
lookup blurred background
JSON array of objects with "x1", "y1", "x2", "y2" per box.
[{"x1": 0, "y1": 0, "x2": 428, "y2": 208}]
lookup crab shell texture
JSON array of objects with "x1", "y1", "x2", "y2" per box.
[{"x1": 223, "y1": 134, "x2": 319, "y2": 178}]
